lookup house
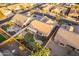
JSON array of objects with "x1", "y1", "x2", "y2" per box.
[
  {"x1": 12, "y1": 14, "x2": 28, "y2": 27},
  {"x1": 54, "y1": 28, "x2": 79, "y2": 49},
  {"x1": 29, "y1": 20, "x2": 54, "y2": 36},
  {"x1": 7, "y1": 4, "x2": 21, "y2": 11},
  {"x1": 0, "y1": 7, "x2": 12, "y2": 17},
  {"x1": 68, "y1": 8, "x2": 79, "y2": 17}
]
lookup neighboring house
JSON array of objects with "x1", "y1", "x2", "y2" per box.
[
  {"x1": 7, "y1": 4, "x2": 21, "y2": 11},
  {"x1": 54, "y1": 28, "x2": 79, "y2": 49},
  {"x1": 0, "y1": 7, "x2": 12, "y2": 16},
  {"x1": 12, "y1": 14, "x2": 28, "y2": 27},
  {"x1": 68, "y1": 8, "x2": 79, "y2": 17},
  {"x1": 0, "y1": 11, "x2": 6, "y2": 20}
]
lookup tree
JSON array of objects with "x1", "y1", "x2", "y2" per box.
[
  {"x1": 24, "y1": 32, "x2": 35, "y2": 43},
  {"x1": 31, "y1": 42, "x2": 51, "y2": 56},
  {"x1": 7, "y1": 21, "x2": 14, "y2": 26},
  {"x1": 16, "y1": 33, "x2": 24, "y2": 40}
]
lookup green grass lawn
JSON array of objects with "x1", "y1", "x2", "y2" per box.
[{"x1": 0, "y1": 34, "x2": 6, "y2": 43}]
